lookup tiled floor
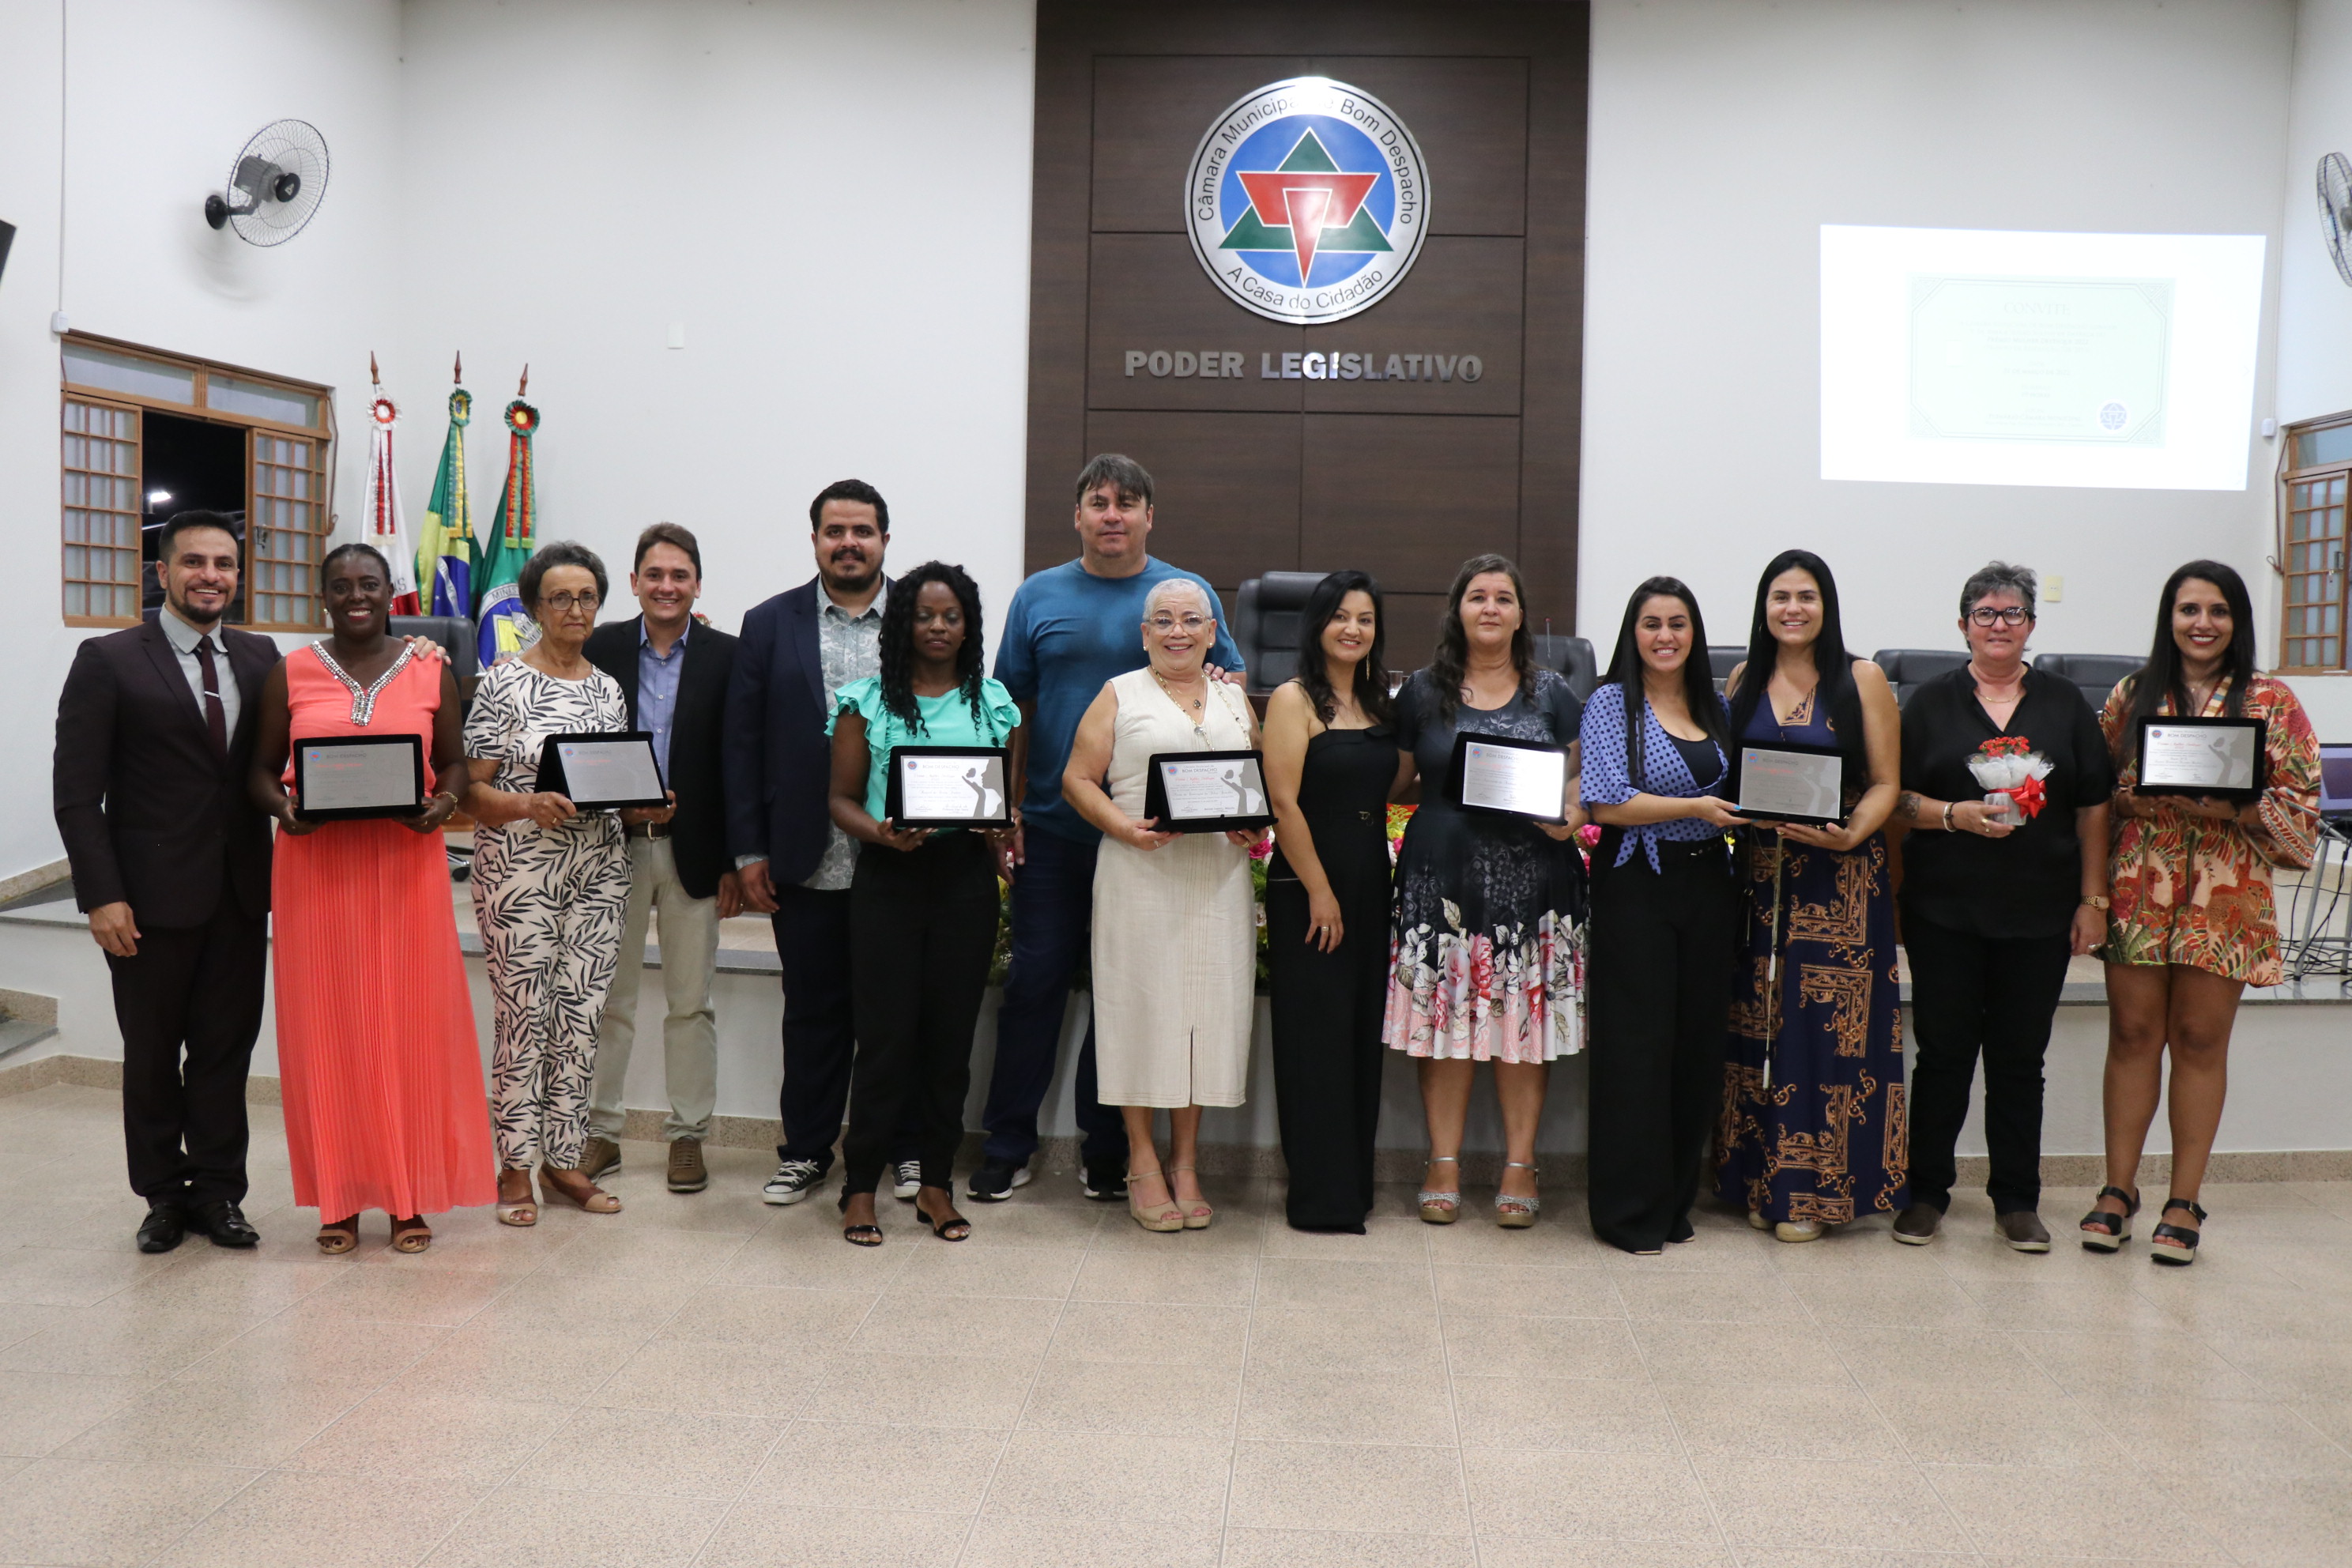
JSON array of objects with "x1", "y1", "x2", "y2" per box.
[{"x1": 1, "y1": 1084, "x2": 2348, "y2": 1568}]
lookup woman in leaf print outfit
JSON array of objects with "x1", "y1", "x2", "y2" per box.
[
  {"x1": 2081, "y1": 561, "x2": 2319, "y2": 1266},
  {"x1": 1384, "y1": 556, "x2": 1587, "y2": 1228}
]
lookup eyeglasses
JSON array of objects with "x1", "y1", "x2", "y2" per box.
[
  {"x1": 541, "y1": 592, "x2": 601, "y2": 613},
  {"x1": 1967, "y1": 605, "x2": 2031, "y2": 628},
  {"x1": 1145, "y1": 614, "x2": 1209, "y2": 634}
]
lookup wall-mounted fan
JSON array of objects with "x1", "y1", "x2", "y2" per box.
[
  {"x1": 203, "y1": 119, "x2": 329, "y2": 247},
  {"x1": 2320, "y1": 152, "x2": 2352, "y2": 288}
]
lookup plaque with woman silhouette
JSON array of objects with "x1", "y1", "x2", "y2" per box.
[{"x1": 886, "y1": 745, "x2": 1013, "y2": 828}]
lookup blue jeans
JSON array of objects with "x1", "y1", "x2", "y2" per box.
[{"x1": 981, "y1": 826, "x2": 1127, "y2": 1170}]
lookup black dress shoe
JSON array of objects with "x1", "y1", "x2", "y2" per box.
[
  {"x1": 137, "y1": 1201, "x2": 190, "y2": 1254},
  {"x1": 190, "y1": 1200, "x2": 259, "y2": 1249}
]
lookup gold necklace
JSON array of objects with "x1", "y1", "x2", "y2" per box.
[{"x1": 1153, "y1": 666, "x2": 1206, "y2": 713}]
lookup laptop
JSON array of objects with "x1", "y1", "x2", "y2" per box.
[{"x1": 2320, "y1": 743, "x2": 2352, "y2": 821}]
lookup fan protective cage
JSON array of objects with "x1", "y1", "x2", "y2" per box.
[
  {"x1": 220, "y1": 119, "x2": 329, "y2": 247},
  {"x1": 2320, "y1": 152, "x2": 2352, "y2": 288}
]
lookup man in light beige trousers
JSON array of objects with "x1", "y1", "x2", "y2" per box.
[{"x1": 581, "y1": 524, "x2": 741, "y2": 1192}]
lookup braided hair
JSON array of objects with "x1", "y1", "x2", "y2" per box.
[{"x1": 877, "y1": 560, "x2": 989, "y2": 737}]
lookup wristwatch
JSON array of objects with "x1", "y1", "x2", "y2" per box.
[{"x1": 2080, "y1": 894, "x2": 2111, "y2": 910}]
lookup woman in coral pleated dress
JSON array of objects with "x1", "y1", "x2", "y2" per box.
[{"x1": 248, "y1": 542, "x2": 495, "y2": 1255}]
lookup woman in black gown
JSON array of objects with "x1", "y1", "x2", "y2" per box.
[{"x1": 1265, "y1": 571, "x2": 1412, "y2": 1231}]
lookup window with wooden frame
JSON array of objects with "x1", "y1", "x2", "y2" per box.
[
  {"x1": 58, "y1": 335, "x2": 335, "y2": 631},
  {"x1": 2279, "y1": 412, "x2": 2352, "y2": 672}
]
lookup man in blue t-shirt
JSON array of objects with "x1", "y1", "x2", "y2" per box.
[{"x1": 971, "y1": 454, "x2": 1244, "y2": 1203}]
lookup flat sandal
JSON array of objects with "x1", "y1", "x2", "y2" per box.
[{"x1": 496, "y1": 1172, "x2": 538, "y2": 1228}]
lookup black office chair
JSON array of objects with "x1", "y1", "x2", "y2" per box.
[
  {"x1": 1708, "y1": 646, "x2": 1746, "y2": 694},
  {"x1": 1233, "y1": 571, "x2": 1334, "y2": 694},
  {"x1": 2033, "y1": 652, "x2": 2141, "y2": 714},
  {"x1": 1869, "y1": 649, "x2": 1970, "y2": 708},
  {"x1": 1529, "y1": 633, "x2": 1597, "y2": 702},
  {"x1": 389, "y1": 614, "x2": 481, "y2": 695}
]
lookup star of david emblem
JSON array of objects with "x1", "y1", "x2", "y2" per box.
[{"x1": 1219, "y1": 130, "x2": 1393, "y2": 283}]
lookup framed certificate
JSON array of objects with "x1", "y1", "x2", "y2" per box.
[
  {"x1": 1449, "y1": 732, "x2": 1570, "y2": 824},
  {"x1": 535, "y1": 732, "x2": 668, "y2": 810},
  {"x1": 1143, "y1": 750, "x2": 1274, "y2": 833},
  {"x1": 292, "y1": 734, "x2": 424, "y2": 822},
  {"x1": 2136, "y1": 716, "x2": 2266, "y2": 802},
  {"x1": 885, "y1": 745, "x2": 1013, "y2": 828},
  {"x1": 1732, "y1": 741, "x2": 1847, "y2": 825}
]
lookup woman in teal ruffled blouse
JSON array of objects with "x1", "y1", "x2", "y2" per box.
[{"x1": 827, "y1": 562, "x2": 1023, "y2": 1245}]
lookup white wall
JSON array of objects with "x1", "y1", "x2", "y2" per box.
[
  {"x1": 0, "y1": 0, "x2": 405, "y2": 881},
  {"x1": 1578, "y1": 0, "x2": 2292, "y2": 670},
  {"x1": 390, "y1": 0, "x2": 1038, "y2": 643},
  {"x1": 2279, "y1": 0, "x2": 2352, "y2": 424}
]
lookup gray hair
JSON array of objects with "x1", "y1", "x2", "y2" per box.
[
  {"x1": 1960, "y1": 560, "x2": 2037, "y2": 620},
  {"x1": 1143, "y1": 577, "x2": 1214, "y2": 620}
]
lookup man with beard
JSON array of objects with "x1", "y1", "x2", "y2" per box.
[
  {"x1": 726, "y1": 481, "x2": 919, "y2": 1205},
  {"x1": 53, "y1": 511, "x2": 279, "y2": 1252}
]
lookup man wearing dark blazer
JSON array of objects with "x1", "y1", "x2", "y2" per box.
[
  {"x1": 53, "y1": 512, "x2": 278, "y2": 1253},
  {"x1": 581, "y1": 523, "x2": 740, "y2": 1195},
  {"x1": 724, "y1": 479, "x2": 917, "y2": 1205}
]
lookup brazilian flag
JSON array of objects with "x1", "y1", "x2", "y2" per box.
[
  {"x1": 473, "y1": 398, "x2": 539, "y2": 667},
  {"x1": 415, "y1": 387, "x2": 474, "y2": 619}
]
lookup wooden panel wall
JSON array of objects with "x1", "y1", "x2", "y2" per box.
[{"x1": 1026, "y1": 1, "x2": 1590, "y2": 643}]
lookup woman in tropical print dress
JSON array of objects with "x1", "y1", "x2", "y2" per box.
[
  {"x1": 1385, "y1": 555, "x2": 1586, "y2": 1228},
  {"x1": 1715, "y1": 550, "x2": 1907, "y2": 1243},
  {"x1": 2080, "y1": 560, "x2": 2320, "y2": 1266}
]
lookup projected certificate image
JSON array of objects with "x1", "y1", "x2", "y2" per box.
[
  {"x1": 1908, "y1": 274, "x2": 2171, "y2": 447},
  {"x1": 1455, "y1": 736, "x2": 1568, "y2": 822},
  {"x1": 2139, "y1": 718, "x2": 2263, "y2": 798},
  {"x1": 1737, "y1": 744, "x2": 1845, "y2": 825}
]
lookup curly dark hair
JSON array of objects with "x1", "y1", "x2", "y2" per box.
[
  {"x1": 1430, "y1": 554, "x2": 1536, "y2": 722},
  {"x1": 878, "y1": 560, "x2": 988, "y2": 736},
  {"x1": 318, "y1": 540, "x2": 392, "y2": 585}
]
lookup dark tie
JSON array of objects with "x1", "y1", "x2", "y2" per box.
[{"x1": 194, "y1": 635, "x2": 228, "y2": 756}]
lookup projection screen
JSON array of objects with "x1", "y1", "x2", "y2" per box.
[{"x1": 1820, "y1": 224, "x2": 2266, "y2": 491}]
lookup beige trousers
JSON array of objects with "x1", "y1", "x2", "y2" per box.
[{"x1": 589, "y1": 835, "x2": 720, "y2": 1142}]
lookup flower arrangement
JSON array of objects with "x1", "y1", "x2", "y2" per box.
[{"x1": 1966, "y1": 735, "x2": 2052, "y2": 822}]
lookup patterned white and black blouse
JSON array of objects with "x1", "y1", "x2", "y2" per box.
[{"x1": 462, "y1": 658, "x2": 631, "y2": 817}]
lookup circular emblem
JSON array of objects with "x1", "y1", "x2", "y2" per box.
[
  {"x1": 1185, "y1": 77, "x2": 1430, "y2": 325},
  {"x1": 2098, "y1": 401, "x2": 2128, "y2": 432}
]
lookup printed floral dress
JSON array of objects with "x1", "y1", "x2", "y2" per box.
[
  {"x1": 2099, "y1": 673, "x2": 2320, "y2": 986},
  {"x1": 1383, "y1": 669, "x2": 1587, "y2": 1062}
]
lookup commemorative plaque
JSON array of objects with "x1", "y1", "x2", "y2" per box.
[
  {"x1": 292, "y1": 734, "x2": 424, "y2": 822},
  {"x1": 886, "y1": 746, "x2": 1013, "y2": 829},
  {"x1": 536, "y1": 732, "x2": 668, "y2": 811},
  {"x1": 1143, "y1": 750, "x2": 1274, "y2": 833},
  {"x1": 1449, "y1": 732, "x2": 1570, "y2": 825},
  {"x1": 1732, "y1": 741, "x2": 1847, "y2": 826},
  {"x1": 2136, "y1": 717, "x2": 2265, "y2": 803}
]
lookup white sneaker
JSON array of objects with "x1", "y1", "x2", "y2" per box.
[
  {"x1": 892, "y1": 1160, "x2": 923, "y2": 1201},
  {"x1": 762, "y1": 1159, "x2": 825, "y2": 1205}
]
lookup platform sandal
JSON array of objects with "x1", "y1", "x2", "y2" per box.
[
  {"x1": 2149, "y1": 1197, "x2": 2206, "y2": 1267},
  {"x1": 1418, "y1": 1155, "x2": 1461, "y2": 1225},
  {"x1": 2078, "y1": 1185, "x2": 2140, "y2": 1253},
  {"x1": 1167, "y1": 1165, "x2": 1213, "y2": 1230},
  {"x1": 1494, "y1": 1162, "x2": 1540, "y2": 1229},
  {"x1": 315, "y1": 1216, "x2": 360, "y2": 1255}
]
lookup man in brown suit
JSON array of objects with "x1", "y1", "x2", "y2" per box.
[{"x1": 54, "y1": 512, "x2": 279, "y2": 1253}]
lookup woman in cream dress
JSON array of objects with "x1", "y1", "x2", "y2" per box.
[{"x1": 1064, "y1": 579, "x2": 1264, "y2": 1231}]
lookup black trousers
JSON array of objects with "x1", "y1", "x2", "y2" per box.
[
  {"x1": 978, "y1": 827, "x2": 1125, "y2": 1170},
  {"x1": 1585, "y1": 838, "x2": 1734, "y2": 1253},
  {"x1": 1267, "y1": 873, "x2": 1389, "y2": 1232},
  {"x1": 108, "y1": 904, "x2": 267, "y2": 1207},
  {"x1": 842, "y1": 835, "x2": 1000, "y2": 1196},
  {"x1": 772, "y1": 883, "x2": 915, "y2": 1171},
  {"x1": 1904, "y1": 913, "x2": 2072, "y2": 1215}
]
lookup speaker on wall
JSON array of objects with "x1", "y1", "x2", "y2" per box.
[{"x1": 0, "y1": 219, "x2": 16, "y2": 288}]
